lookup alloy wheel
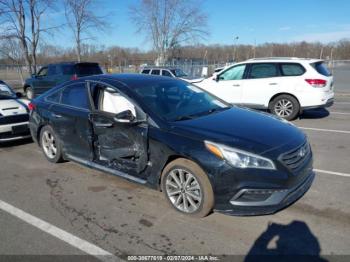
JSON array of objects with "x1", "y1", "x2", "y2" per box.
[
  {"x1": 165, "y1": 168, "x2": 202, "y2": 213},
  {"x1": 274, "y1": 99, "x2": 294, "y2": 117},
  {"x1": 41, "y1": 130, "x2": 57, "y2": 159},
  {"x1": 26, "y1": 88, "x2": 33, "y2": 100}
]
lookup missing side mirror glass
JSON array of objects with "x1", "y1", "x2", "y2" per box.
[{"x1": 114, "y1": 110, "x2": 136, "y2": 123}]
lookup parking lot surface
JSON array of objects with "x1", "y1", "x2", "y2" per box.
[{"x1": 0, "y1": 93, "x2": 350, "y2": 261}]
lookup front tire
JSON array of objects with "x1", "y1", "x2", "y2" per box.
[
  {"x1": 161, "y1": 158, "x2": 214, "y2": 218},
  {"x1": 40, "y1": 125, "x2": 63, "y2": 163},
  {"x1": 269, "y1": 95, "x2": 300, "y2": 121}
]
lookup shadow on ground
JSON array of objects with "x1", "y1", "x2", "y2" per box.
[
  {"x1": 0, "y1": 137, "x2": 33, "y2": 148},
  {"x1": 299, "y1": 108, "x2": 330, "y2": 119},
  {"x1": 244, "y1": 220, "x2": 328, "y2": 262}
]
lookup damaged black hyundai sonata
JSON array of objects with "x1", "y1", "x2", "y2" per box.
[{"x1": 29, "y1": 74, "x2": 314, "y2": 217}]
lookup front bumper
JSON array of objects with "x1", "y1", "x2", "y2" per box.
[
  {"x1": 0, "y1": 121, "x2": 31, "y2": 142},
  {"x1": 214, "y1": 171, "x2": 315, "y2": 216}
]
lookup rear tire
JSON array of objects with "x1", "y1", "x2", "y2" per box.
[
  {"x1": 25, "y1": 86, "x2": 34, "y2": 100},
  {"x1": 161, "y1": 158, "x2": 214, "y2": 218},
  {"x1": 269, "y1": 95, "x2": 300, "y2": 121},
  {"x1": 40, "y1": 125, "x2": 63, "y2": 163}
]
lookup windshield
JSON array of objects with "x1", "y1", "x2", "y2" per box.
[
  {"x1": 171, "y1": 69, "x2": 188, "y2": 77},
  {"x1": 0, "y1": 83, "x2": 15, "y2": 99},
  {"x1": 133, "y1": 80, "x2": 230, "y2": 121}
]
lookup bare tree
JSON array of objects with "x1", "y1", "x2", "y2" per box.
[
  {"x1": 130, "y1": 0, "x2": 208, "y2": 65},
  {"x1": 64, "y1": 0, "x2": 108, "y2": 62},
  {"x1": 0, "y1": 0, "x2": 55, "y2": 74}
]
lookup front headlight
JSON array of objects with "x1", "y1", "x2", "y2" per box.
[{"x1": 205, "y1": 141, "x2": 276, "y2": 170}]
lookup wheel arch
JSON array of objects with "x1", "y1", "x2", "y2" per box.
[
  {"x1": 158, "y1": 155, "x2": 206, "y2": 191},
  {"x1": 268, "y1": 92, "x2": 301, "y2": 111}
]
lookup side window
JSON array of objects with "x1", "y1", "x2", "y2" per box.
[
  {"x1": 37, "y1": 67, "x2": 48, "y2": 77},
  {"x1": 280, "y1": 63, "x2": 305, "y2": 76},
  {"x1": 47, "y1": 65, "x2": 57, "y2": 76},
  {"x1": 61, "y1": 83, "x2": 89, "y2": 110},
  {"x1": 151, "y1": 69, "x2": 160, "y2": 75},
  {"x1": 162, "y1": 70, "x2": 172, "y2": 77},
  {"x1": 45, "y1": 90, "x2": 61, "y2": 103},
  {"x1": 219, "y1": 64, "x2": 246, "y2": 81},
  {"x1": 249, "y1": 63, "x2": 278, "y2": 79},
  {"x1": 142, "y1": 69, "x2": 150, "y2": 74},
  {"x1": 94, "y1": 85, "x2": 136, "y2": 117}
]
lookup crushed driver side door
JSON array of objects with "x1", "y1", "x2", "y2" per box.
[{"x1": 88, "y1": 82, "x2": 149, "y2": 176}]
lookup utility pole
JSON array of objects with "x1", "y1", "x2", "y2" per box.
[{"x1": 233, "y1": 36, "x2": 239, "y2": 62}]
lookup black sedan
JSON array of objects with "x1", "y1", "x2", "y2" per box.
[{"x1": 28, "y1": 74, "x2": 314, "y2": 217}]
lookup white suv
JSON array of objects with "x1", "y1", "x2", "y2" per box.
[{"x1": 195, "y1": 58, "x2": 334, "y2": 120}]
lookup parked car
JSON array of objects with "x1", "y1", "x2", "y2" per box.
[
  {"x1": 23, "y1": 62, "x2": 103, "y2": 99},
  {"x1": 141, "y1": 67, "x2": 203, "y2": 82},
  {"x1": 195, "y1": 58, "x2": 334, "y2": 120},
  {"x1": 29, "y1": 74, "x2": 314, "y2": 217},
  {"x1": 0, "y1": 80, "x2": 31, "y2": 142},
  {"x1": 141, "y1": 67, "x2": 188, "y2": 78}
]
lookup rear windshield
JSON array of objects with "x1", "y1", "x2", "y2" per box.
[
  {"x1": 311, "y1": 62, "x2": 332, "y2": 77},
  {"x1": 75, "y1": 63, "x2": 103, "y2": 76}
]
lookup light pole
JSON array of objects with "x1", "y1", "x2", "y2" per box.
[{"x1": 233, "y1": 36, "x2": 239, "y2": 62}]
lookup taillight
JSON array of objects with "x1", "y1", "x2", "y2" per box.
[
  {"x1": 71, "y1": 74, "x2": 78, "y2": 80},
  {"x1": 28, "y1": 102, "x2": 36, "y2": 111},
  {"x1": 305, "y1": 79, "x2": 327, "y2": 88}
]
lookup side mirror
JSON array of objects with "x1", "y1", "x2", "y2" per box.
[
  {"x1": 212, "y1": 73, "x2": 219, "y2": 82},
  {"x1": 114, "y1": 110, "x2": 135, "y2": 123},
  {"x1": 16, "y1": 92, "x2": 23, "y2": 98},
  {"x1": 31, "y1": 74, "x2": 37, "y2": 78}
]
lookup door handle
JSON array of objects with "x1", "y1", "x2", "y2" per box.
[
  {"x1": 232, "y1": 84, "x2": 240, "y2": 87},
  {"x1": 52, "y1": 113, "x2": 62, "y2": 118},
  {"x1": 94, "y1": 122, "x2": 113, "y2": 128},
  {"x1": 269, "y1": 83, "x2": 278, "y2": 85}
]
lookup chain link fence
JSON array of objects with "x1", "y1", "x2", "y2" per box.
[{"x1": 1, "y1": 60, "x2": 349, "y2": 91}]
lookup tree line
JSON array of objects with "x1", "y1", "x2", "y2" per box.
[{"x1": 1, "y1": 0, "x2": 349, "y2": 73}]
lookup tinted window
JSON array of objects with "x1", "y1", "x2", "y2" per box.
[
  {"x1": 61, "y1": 83, "x2": 89, "y2": 109},
  {"x1": 133, "y1": 80, "x2": 228, "y2": 121},
  {"x1": 62, "y1": 65, "x2": 75, "y2": 75},
  {"x1": 250, "y1": 63, "x2": 278, "y2": 79},
  {"x1": 162, "y1": 70, "x2": 173, "y2": 77},
  {"x1": 280, "y1": 63, "x2": 305, "y2": 76},
  {"x1": 45, "y1": 90, "x2": 61, "y2": 103},
  {"x1": 151, "y1": 69, "x2": 160, "y2": 75},
  {"x1": 219, "y1": 64, "x2": 246, "y2": 80},
  {"x1": 75, "y1": 64, "x2": 103, "y2": 76},
  {"x1": 141, "y1": 69, "x2": 150, "y2": 74},
  {"x1": 47, "y1": 65, "x2": 57, "y2": 75},
  {"x1": 311, "y1": 62, "x2": 332, "y2": 76}
]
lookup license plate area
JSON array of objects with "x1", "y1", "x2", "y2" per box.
[{"x1": 12, "y1": 124, "x2": 29, "y2": 135}]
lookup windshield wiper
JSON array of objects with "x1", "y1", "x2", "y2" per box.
[
  {"x1": 174, "y1": 107, "x2": 230, "y2": 121},
  {"x1": 174, "y1": 115, "x2": 195, "y2": 121}
]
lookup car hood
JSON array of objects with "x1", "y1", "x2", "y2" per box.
[
  {"x1": 171, "y1": 107, "x2": 306, "y2": 155},
  {"x1": 0, "y1": 98, "x2": 29, "y2": 116}
]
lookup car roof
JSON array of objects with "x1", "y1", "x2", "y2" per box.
[
  {"x1": 46, "y1": 61, "x2": 100, "y2": 66},
  {"x1": 81, "y1": 73, "x2": 181, "y2": 87},
  {"x1": 142, "y1": 67, "x2": 180, "y2": 70},
  {"x1": 245, "y1": 57, "x2": 323, "y2": 64}
]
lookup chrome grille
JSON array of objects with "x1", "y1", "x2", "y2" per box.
[{"x1": 280, "y1": 142, "x2": 311, "y2": 171}]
